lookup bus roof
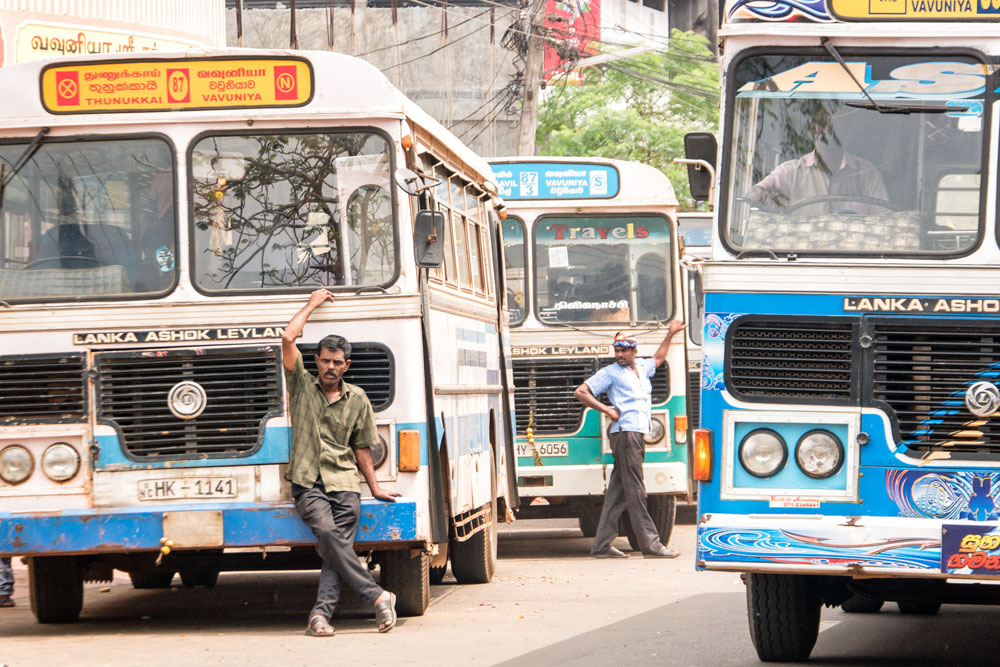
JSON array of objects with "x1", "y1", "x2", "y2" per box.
[
  {"x1": 0, "y1": 48, "x2": 496, "y2": 189},
  {"x1": 487, "y1": 156, "x2": 678, "y2": 207}
]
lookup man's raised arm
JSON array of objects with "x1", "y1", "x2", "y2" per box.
[
  {"x1": 282, "y1": 289, "x2": 335, "y2": 371},
  {"x1": 652, "y1": 320, "x2": 687, "y2": 368}
]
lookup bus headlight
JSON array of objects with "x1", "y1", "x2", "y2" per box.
[
  {"x1": 795, "y1": 430, "x2": 844, "y2": 479},
  {"x1": 644, "y1": 419, "x2": 665, "y2": 445},
  {"x1": 41, "y1": 443, "x2": 80, "y2": 482},
  {"x1": 0, "y1": 445, "x2": 34, "y2": 484},
  {"x1": 370, "y1": 434, "x2": 389, "y2": 469},
  {"x1": 738, "y1": 429, "x2": 787, "y2": 478}
]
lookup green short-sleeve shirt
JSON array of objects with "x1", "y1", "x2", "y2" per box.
[{"x1": 284, "y1": 353, "x2": 379, "y2": 494}]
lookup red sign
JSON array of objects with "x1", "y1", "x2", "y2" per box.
[
  {"x1": 55, "y1": 70, "x2": 80, "y2": 106},
  {"x1": 544, "y1": 0, "x2": 601, "y2": 83},
  {"x1": 166, "y1": 68, "x2": 191, "y2": 104},
  {"x1": 273, "y1": 65, "x2": 298, "y2": 100}
]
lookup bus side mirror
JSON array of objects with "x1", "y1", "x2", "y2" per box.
[
  {"x1": 681, "y1": 132, "x2": 718, "y2": 203},
  {"x1": 413, "y1": 210, "x2": 445, "y2": 268}
]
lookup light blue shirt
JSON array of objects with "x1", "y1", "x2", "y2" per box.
[{"x1": 585, "y1": 357, "x2": 657, "y2": 434}]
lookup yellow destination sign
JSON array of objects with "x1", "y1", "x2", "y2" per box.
[
  {"x1": 831, "y1": 0, "x2": 1000, "y2": 20},
  {"x1": 41, "y1": 57, "x2": 313, "y2": 113}
]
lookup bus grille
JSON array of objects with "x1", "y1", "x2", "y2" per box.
[
  {"x1": 873, "y1": 322, "x2": 1000, "y2": 454},
  {"x1": 688, "y1": 369, "x2": 701, "y2": 428},
  {"x1": 0, "y1": 354, "x2": 86, "y2": 423},
  {"x1": 728, "y1": 319, "x2": 854, "y2": 400},
  {"x1": 513, "y1": 358, "x2": 593, "y2": 433},
  {"x1": 299, "y1": 343, "x2": 393, "y2": 411},
  {"x1": 96, "y1": 346, "x2": 280, "y2": 459}
]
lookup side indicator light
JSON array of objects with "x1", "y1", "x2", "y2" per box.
[
  {"x1": 675, "y1": 415, "x2": 689, "y2": 445},
  {"x1": 693, "y1": 428, "x2": 713, "y2": 482},
  {"x1": 398, "y1": 429, "x2": 420, "y2": 472}
]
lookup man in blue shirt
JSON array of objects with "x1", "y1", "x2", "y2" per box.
[{"x1": 574, "y1": 322, "x2": 686, "y2": 558}]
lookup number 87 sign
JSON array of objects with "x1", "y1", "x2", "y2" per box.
[{"x1": 41, "y1": 57, "x2": 313, "y2": 113}]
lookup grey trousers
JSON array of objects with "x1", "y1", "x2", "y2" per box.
[
  {"x1": 292, "y1": 482, "x2": 383, "y2": 620},
  {"x1": 0, "y1": 557, "x2": 12, "y2": 597},
  {"x1": 592, "y1": 431, "x2": 662, "y2": 554}
]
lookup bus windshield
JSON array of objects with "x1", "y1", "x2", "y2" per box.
[
  {"x1": 534, "y1": 214, "x2": 672, "y2": 324},
  {"x1": 191, "y1": 130, "x2": 396, "y2": 292},
  {"x1": 0, "y1": 137, "x2": 175, "y2": 300},
  {"x1": 725, "y1": 54, "x2": 986, "y2": 256}
]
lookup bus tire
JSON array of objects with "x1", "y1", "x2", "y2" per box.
[
  {"x1": 180, "y1": 570, "x2": 220, "y2": 588},
  {"x1": 29, "y1": 556, "x2": 83, "y2": 624},
  {"x1": 429, "y1": 542, "x2": 448, "y2": 585},
  {"x1": 578, "y1": 506, "x2": 602, "y2": 538},
  {"x1": 450, "y1": 456, "x2": 498, "y2": 584},
  {"x1": 128, "y1": 570, "x2": 175, "y2": 589},
  {"x1": 746, "y1": 573, "x2": 821, "y2": 663},
  {"x1": 621, "y1": 494, "x2": 677, "y2": 552},
  {"x1": 380, "y1": 550, "x2": 429, "y2": 617},
  {"x1": 897, "y1": 600, "x2": 941, "y2": 615},
  {"x1": 841, "y1": 594, "x2": 883, "y2": 613}
]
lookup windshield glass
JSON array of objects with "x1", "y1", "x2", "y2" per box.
[
  {"x1": 534, "y1": 215, "x2": 672, "y2": 325},
  {"x1": 191, "y1": 131, "x2": 396, "y2": 292},
  {"x1": 503, "y1": 217, "x2": 526, "y2": 325},
  {"x1": 0, "y1": 138, "x2": 174, "y2": 301},
  {"x1": 725, "y1": 54, "x2": 986, "y2": 255}
]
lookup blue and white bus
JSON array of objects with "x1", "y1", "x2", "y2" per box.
[
  {"x1": 490, "y1": 157, "x2": 689, "y2": 548},
  {"x1": 0, "y1": 49, "x2": 516, "y2": 623},
  {"x1": 685, "y1": 1, "x2": 1000, "y2": 661}
]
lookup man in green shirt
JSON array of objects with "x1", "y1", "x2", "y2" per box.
[{"x1": 282, "y1": 289, "x2": 400, "y2": 637}]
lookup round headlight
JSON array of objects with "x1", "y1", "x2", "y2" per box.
[
  {"x1": 644, "y1": 419, "x2": 666, "y2": 445},
  {"x1": 795, "y1": 430, "x2": 844, "y2": 479},
  {"x1": 738, "y1": 429, "x2": 787, "y2": 478},
  {"x1": 0, "y1": 445, "x2": 34, "y2": 485},
  {"x1": 42, "y1": 443, "x2": 80, "y2": 482},
  {"x1": 370, "y1": 434, "x2": 389, "y2": 469}
]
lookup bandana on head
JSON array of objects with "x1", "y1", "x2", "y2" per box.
[{"x1": 612, "y1": 331, "x2": 637, "y2": 348}]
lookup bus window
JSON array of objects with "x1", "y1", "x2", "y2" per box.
[
  {"x1": 468, "y1": 219, "x2": 483, "y2": 293},
  {"x1": 190, "y1": 131, "x2": 396, "y2": 291},
  {"x1": 502, "y1": 217, "x2": 526, "y2": 325},
  {"x1": 0, "y1": 138, "x2": 175, "y2": 301},
  {"x1": 533, "y1": 215, "x2": 672, "y2": 324}
]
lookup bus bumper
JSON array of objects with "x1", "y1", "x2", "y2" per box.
[
  {"x1": 0, "y1": 498, "x2": 419, "y2": 556},
  {"x1": 517, "y1": 461, "x2": 688, "y2": 497},
  {"x1": 697, "y1": 512, "x2": 960, "y2": 577}
]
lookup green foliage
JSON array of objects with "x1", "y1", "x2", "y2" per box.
[{"x1": 535, "y1": 29, "x2": 719, "y2": 209}]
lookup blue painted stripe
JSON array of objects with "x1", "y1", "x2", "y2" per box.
[
  {"x1": 0, "y1": 499, "x2": 418, "y2": 555},
  {"x1": 95, "y1": 426, "x2": 291, "y2": 471}
]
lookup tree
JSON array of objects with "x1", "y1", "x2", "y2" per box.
[{"x1": 535, "y1": 30, "x2": 719, "y2": 209}]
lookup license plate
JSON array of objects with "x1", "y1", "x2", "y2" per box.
[
  {"x1": 516, "y1": 442, "x2": 569, "y2": 458},
  {"x1": 942, "y1": 524, "x2": 1000, "y2": 575},
  {"x1": 138, "y1": 477, "x2": 238, "y2": 501}
]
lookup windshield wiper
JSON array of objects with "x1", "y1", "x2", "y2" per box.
[
  {"x1": 819, "y1": 37, "x2": 899, "y2": 114},
  {"x1": 845, "y1": 101, "x2": 967, "y2": 114},
  {"x1": 1, "y1": 127, "x2": 50, "y2": 188}
]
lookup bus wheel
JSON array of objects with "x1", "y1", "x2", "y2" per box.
[
  {"x1": 180, "y1": 570, "x2": 220, "y2": 588},
  {"x1": 622, "y1": 495, "x2": 677, "y2": 552},
  {"x1": 841, "y1": 594, "x2": 883, "y2": 613},
  {"x1": 128, "y1": 570, "x2": 175, "y2": 589},
  {"x1": 746, "y1": 573, "x2": 821, "y2": 662},
  {"x1": 578, "y1": 506, "x2": 602, "y2": 538},
  {"x1": 429, "y1": 542, "x2": 448, "y2": 585},
  {"x1": 381, "y1": 550, "x2": 429, "y2": 617},
  {"x1": 29, "y1": 556, "x2": 83, "y2": 624},
  {"x1": 898, "y1": 600, "x2": 941, "y2": 615},
  {"x1": 450, "y1": 456, "x2": 498, "y2": 584}
]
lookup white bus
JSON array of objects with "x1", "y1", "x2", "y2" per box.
[
  {"x1": 0, "y1": 49, "x2": 516, "y2": 623},
  {"x1": 490, "y1": 157, "x2": 689, "y2": 548}
]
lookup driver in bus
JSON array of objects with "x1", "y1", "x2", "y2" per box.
[{"x1": 746, "y1": 103, "x2": 888, "y2": 215}]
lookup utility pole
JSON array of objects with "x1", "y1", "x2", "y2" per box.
[{"x1": 516, "y1": 0, "x2": 547, "y2": 156}]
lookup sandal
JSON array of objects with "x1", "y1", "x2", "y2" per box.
[
  {"x1": 0, "y1": 596, "x2": 14, "y2": 608},
  {"x1": 305, "y1": 615, "x2": 335, "y2": 637},
  {"x1": 374, "y1": 592, "x2": 396, "y2": 633}
]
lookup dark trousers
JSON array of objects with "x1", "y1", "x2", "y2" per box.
[
  {"x1": 292, "y1": 482, "x2": 383, "y2": 619},
  {"x1": 592, "y1": 431, "x2": 662, "y2": 554}
]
